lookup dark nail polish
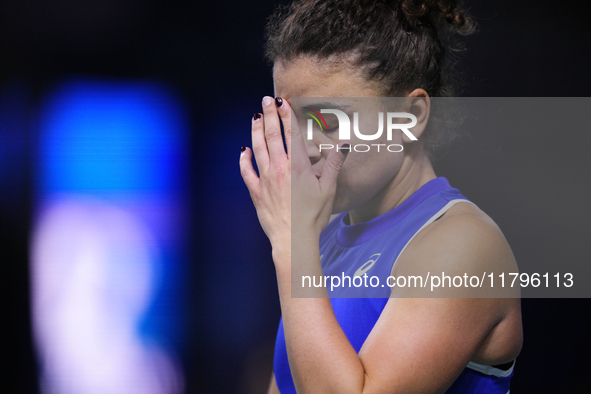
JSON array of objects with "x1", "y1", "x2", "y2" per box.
[
  {"x1": 341, "y1": 144, "x2": 351, "y2": 155},
  {"x1": 241, "y1": 146, "x2": 246, "y2": 152},
  {"x1": 253, "y1": 113, "x2": 262, "y2": 120},
  {"x1": 275, "y1": 97, "x2": 283, "y2": 107}
]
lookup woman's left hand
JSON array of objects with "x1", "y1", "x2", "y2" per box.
[{"x1": 239, "y1": 96, "x2": 348, "y2": 259}]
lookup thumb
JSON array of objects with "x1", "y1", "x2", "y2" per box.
[{"x1": 319, "y1": 143, "x2": 350, "y2": 190}]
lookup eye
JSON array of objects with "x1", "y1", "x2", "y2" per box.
[{"x1": 324, "y1": 126, "x2": 338, "y2": 134}]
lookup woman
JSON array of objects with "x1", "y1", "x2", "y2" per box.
[{"x1": 239, "y1": 0, "x2": 523, "y2": 392}]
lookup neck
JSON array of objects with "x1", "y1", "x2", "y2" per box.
[{"x1": 347, "y1": 143, "x2": 436, "y2": 225}]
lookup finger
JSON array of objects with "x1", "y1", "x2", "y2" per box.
[
  {"x1": 319, "y1": 144, "x2": 349, "y2": 191},
  {"x1": 262, "y1": 96, "x2": 287, "y2": 164},
  {"x1": 251, "y1": 112, "x2": 269, "y2": 173},
  {"x1": 274, "y1": 97, "x2": 295, "y2": 158},
  {"x1": 239, "y1": 146, "x2": 260, "y2": 194},
  {"x1": 288, "y1": 103, "x2": 311, "y2": 174}
]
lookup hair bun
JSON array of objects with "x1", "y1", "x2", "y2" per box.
[{"x1": 397, "y1": 0, "x2": 476, "y2": 34}]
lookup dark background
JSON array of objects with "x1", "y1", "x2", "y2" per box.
[{"x1": 2, "y1": 0, "x2": 590, "y2": 393}]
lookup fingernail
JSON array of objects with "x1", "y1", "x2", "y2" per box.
[
  {"x1": 241, "y1": 146, "x2": 246, "y2": 152},
  {"x1": 262, "y1": 96, "x2": 274, "y2": 107},
  {"x1": 341, "y1": 144, "x2": 351, "y2": 155},
  {"x1": 253, "y1": 113, "x2": 262, "y2": 121},
  {"x1": 275, "y1": 97, "x2": 283, "y2": 107}
]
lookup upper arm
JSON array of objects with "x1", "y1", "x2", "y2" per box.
[
  {"x1": 268, "y1": 371, "x2": 280, "y2": 394},
  {"x1": 359, "y1": 298, "x2": 502, "y2": 393},
  {"x1": 357, "y1": 209, "x2": 521, "y2": 393}
]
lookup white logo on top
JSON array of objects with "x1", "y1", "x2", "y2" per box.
[{"x1": 354, "y1": 253, "x2": 381, "y2": 277}]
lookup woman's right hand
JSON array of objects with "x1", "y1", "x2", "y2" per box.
[{"x1": 239, "y1": 96, "x2": 348, "y2": 258}]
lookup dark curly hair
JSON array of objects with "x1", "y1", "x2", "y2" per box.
[{"x1": 264, "y1": 0, "x2": 476, "y2": 156}]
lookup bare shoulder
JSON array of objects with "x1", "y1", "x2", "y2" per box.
[
  {"x1": 395, "y1": 201, "x2": 518, "y2": 280},
  {"x1": 328, "y1": 213, "x2": 341, "y2": 224},
  {"x1": 388, "y1": 201, "x2": 523, "y2": 365}
]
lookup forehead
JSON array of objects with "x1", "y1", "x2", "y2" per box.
[{"x1": 272, "y1": 56, "x2": 381, "y2": 100}]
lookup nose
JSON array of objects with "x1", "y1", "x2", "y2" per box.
[{"x1": 305, "y1": 137, "x2": 321, "y2": 165}]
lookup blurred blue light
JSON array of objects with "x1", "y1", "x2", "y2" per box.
[
  {"x1": 39, "y1": 80, "x2": 187, "y2": 192},
  {"x1": 33, "y1": 80, "x2": 188, "y2": 393}
]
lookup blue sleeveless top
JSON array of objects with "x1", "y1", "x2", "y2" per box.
[{"x1": 274, "y1": 177, "x2": 515, "y2": 393}]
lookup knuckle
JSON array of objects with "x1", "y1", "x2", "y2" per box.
[
  {"x1": 327, "y1": 157, "x2": 343, "y2": 172},
  {"x1": 274, "y1": 163, "x2": 286, "y2": 179},
  {"x1": 240, "y1": 166, "x2": 250, "y2": 179},
  {"x1": 253, "y1": 144, "x2": 267, "y2": 157},
  {"x1": 262, "y1": 105, "x2": 275, "y2": 116},
  {"x1": 265, "y1": 127, "x2": 282, "y2": 141}
]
